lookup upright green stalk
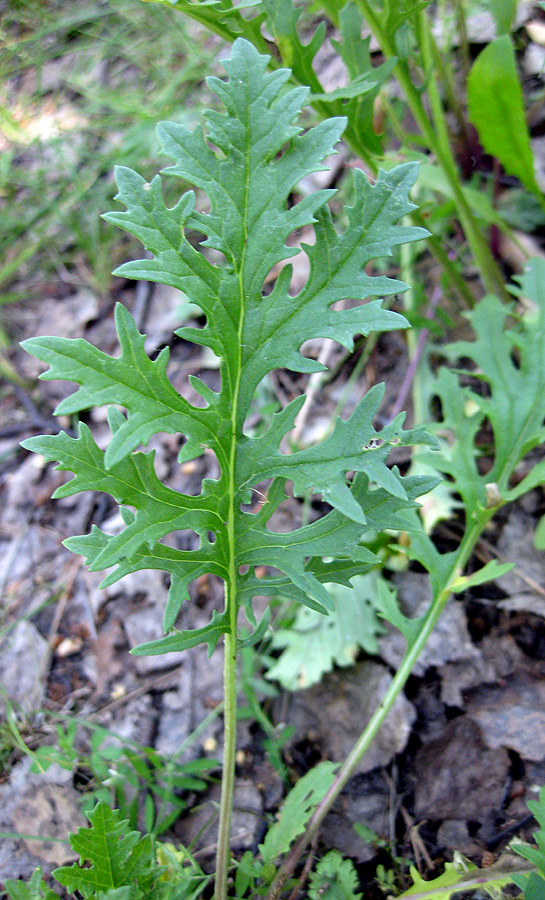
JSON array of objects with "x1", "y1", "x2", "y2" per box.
[
  {"x1": 216, "y1": 627, "x2": 238, "y2": 900},
  {"x1": 355, "y1": 0, "x2": 509, "y2": 301}
]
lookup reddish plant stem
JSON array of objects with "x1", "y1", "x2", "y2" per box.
[{"x1": 388, "y1": 284, "x2": 442, "y2": 422}]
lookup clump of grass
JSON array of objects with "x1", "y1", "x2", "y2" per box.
[{"x1": 1, "y1": 0, "x2": 218, "y2": 300}]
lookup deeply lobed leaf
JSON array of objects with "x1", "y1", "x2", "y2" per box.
[
  {"x1": 22, "y1": 39, "x2": 431, "y2": 653},
  {"x1": 53, "y1": 803, "x2": 157, "y2": 897},
  {"x1": 418, "y1": 258, "x2": 545, "y2": 519}
]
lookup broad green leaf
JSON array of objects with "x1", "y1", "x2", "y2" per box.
[
  {"x1": 513, "y1": 870, "x2": 545, "y2": 900},
  {"x1": 468, "y1": 37, "x2": 542, "y2": 199},
  {"x1": 22, "y1": 39, "x2": 430, "y2": 654},
  {"x1": 490, "y1": 0, "x2": 518, "y2": 35},
  {"x1": 266, "y1": 573, "x2": 385, "y2": 690},
  {"x1": 260, "y1": 762, "x2": 337, "y2": 865}
]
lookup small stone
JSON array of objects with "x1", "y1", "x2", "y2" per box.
[
  {"x1": 414, "y1": 718, "x2": 509, "y2": 822},
  {"x1": 467, "y1": 672, "x2": 545, "y2": 761},
  {"x1": 0, "y1": 620, "x2": 49, "y2": 715},
  {"x1": 282, "y1": 660, "x2": 416, "y2": 775},
  {"x1": 56, "y1": 636, "x2": 83, "y2": 658},
  {"x1": 203, "y1": 737, "x2": 218, "y2": 753},
  {"x1": 110, "y1": 682, "x2": 126, "y2": 700}
]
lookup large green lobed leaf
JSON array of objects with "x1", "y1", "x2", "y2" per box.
[
  {"x1": 22, "y1": 39, "x2": 432, "y2": 655},
  {"x1": 418, "y1": 257, "x2": 545, "y2": 520}
]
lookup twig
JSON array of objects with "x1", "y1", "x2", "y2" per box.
[
  {"x1": 388, "y1": 285, "x2": 442, "y2": 422},
  {"x1": 14, "y1": 384, "x2": 58, "y2": 433},
  {"x1": 38, "y1": 557, "x2": 81, "y2": 685},
  {"x1": 81, "y1": 669, "x2": 180, "y2": 718},
  {"x1": 287, "y1": 833, "x2": 318, "y2": 900},
  {"x1": 291, "y1": 338, "x2": 337, "y2": 446},
  {"x1": 399, "y1": 807, "x2": 434, "y2": 873}
]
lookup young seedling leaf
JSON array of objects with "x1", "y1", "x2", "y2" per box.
[
  {"x1": 53, "y1": 802, "x2": 157, "y2": 895},
  {"x1": 309, "y1": 851, "x2": 362, "y2": 900},
  {"x1": 260, "y1": 761, "x2": 337, "y2": 865}
]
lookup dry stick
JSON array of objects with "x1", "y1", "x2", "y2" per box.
[
  {"x1": 388, "y1": 284, "x2": 442, "y2": 423},
  {"x1": 38, "y1": 557, "x2": 81, "y2": 685},
  {"x1": 291, "y1": 338, "x2": 336, "y2": 445},
  {"x1": 287, "y1": 834, "x2": 318, "y2": 900}
]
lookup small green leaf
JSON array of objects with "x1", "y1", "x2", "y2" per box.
[
  {"x1": 53, "y1": 802, "x2": 156, "y2": 895},
  {"x1": 451, "y1": 561, "x2": 514, "y2": 593},
  {"x1": 309, "y1": 851, "x2": 362, "y2": 900},
  {"x1": 260, "y1": 762, "x2": 337, "y2": 865},
  {"x1": 131, "y1": 610, "x2": 229, "y2": 658},
  {"x1": 5, "y1": 869, "x2": 58, "y2": 900},
  {"x1": 310, "y1": 73, "x2": 378, "y2": 103},
  {"x1": 468, "y1": 37, "x2": 542, "y2": 198},
  {"x1": 418, "y1": 258, "x2": 545, "y2": 524}
]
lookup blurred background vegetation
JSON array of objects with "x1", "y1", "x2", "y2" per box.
[{"x1": 1, "y1": 0, "x2": 218, "y2": 310}]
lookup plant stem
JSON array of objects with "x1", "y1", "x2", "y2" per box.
[
  {"x1": 215, "y1": 623, "x2": 238, "y2": 900},
  {"x1": 355, "y1": 0, "x2": 509, "y2": 302},
  {"x1": 265, "y1": 513, "x2": 492, "y2": 900}
]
